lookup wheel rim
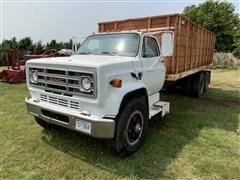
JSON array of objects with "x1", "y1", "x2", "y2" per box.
[{"x1": 125, "y1": 111, "x2": 144, "y2": 145}]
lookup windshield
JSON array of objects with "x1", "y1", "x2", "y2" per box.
[{"x1": 76, "y1": 33, "x2": 140, "y2": 57}]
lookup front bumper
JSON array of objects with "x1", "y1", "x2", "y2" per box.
[{"x1": 25, "y1": 98, "x2": 115, "y2": 138}]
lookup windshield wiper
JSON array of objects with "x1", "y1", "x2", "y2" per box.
[
  {"x1": 100, "y1": 51, "x2": 118, "y2": 56},
  {"x1": 78, "y1": 52, "x2": 92, "y2": 55}
]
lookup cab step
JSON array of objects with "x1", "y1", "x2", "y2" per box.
[{"x1": 151, "y1": 101, "x2": 170, "y2": 117}]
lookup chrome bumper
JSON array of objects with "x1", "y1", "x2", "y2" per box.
[{"x1": 25, "y1": 98, "x2": 115, "y2": 138}]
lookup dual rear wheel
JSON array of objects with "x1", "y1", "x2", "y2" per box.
[{"x1": 182, "y1": 71, "x2": 210, "y2": 97}]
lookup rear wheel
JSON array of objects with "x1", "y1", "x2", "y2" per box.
[
  {"x1": 203, "y1": 71, "x2": 210, "y2": 93},
  {"x1": 192, "y1": 72, "x2": 205, "y2": 97},
  {"x1": 181, "y1": 77, "x2": 193, "y2": 96},
  {"x1": 109, "y1": 96, "x2": 148, "y2": 157}
]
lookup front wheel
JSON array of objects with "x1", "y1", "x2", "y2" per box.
[{"x1": 109, "y1": 96, "x2": 148, "y2": 157}]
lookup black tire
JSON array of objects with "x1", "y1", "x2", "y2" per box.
[
  {"x1": 35, "y1": 117, "x2": 52, "y2": 129},
  {"x1": 181, "y1": 77, "x2": 192, "y2": 95},
  {"x1": 109, "y1": 96, "x2": 148, "y2": 157},
  {"x1": 203, "y1": 71, "x2": 210, "y2": 93},
  {"x1": 192, "y1": 72, "x2": 205, "y2": 97}
]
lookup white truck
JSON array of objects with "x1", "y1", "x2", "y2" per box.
[{"x1": 25, "y1": 14, "x2": 215, "y2": 157}]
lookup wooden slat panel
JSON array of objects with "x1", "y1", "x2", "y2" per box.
[
  {"x1": 171, "y1": 16, "x2": 179, "y2": 74},
  {"x1": 199, "y1": 28, "x2": 203, "y2": 66},
  {"x1": 190, "y1": 25, "x2": 194, "y2": 69},
  {"x1": 195, "y1": 26, "x2": 199, "y2": 68},
  {"x1": 185, "y1": 20, "x2": 190, "y2": 70},
  {"x1": 175, "y1": 16, "x2": 182, "y2": 74},
  {"x1": 204, "y1": 30, "x2": 207, "y2": 65}
]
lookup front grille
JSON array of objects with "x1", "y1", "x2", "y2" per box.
[
  {"x1": 40, "y1": 94, "x2": 80, "y2": 110},
  {"x1": 29, "y1": 67, "x2": 96, "y2": 98}
]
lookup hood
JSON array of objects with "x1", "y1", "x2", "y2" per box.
[{"x1": 27, "y1": 55, "x2": 136, "y2": 68}]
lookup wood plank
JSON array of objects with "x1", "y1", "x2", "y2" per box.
[
  {"x1": 175, "y1": 15, "x2": 182, "y2": 74},
  {"x1": 204, "y1": 31, "x2": 208, "y2": 65},
  {"x1": 202, "y1": 29, "x2": 206, "y2": 65},
  {"x1": 171, "y1": 15, "x2": 179, "y2": 74},
  {"x1": 203, "y1": 31, "x2": 206, "y2": 65},
  {"x1": 185, "y1": 21, "x2": 190, "y2": 70},
  {"x1": 167, "y1": 16, "x2": 170, "y2": 28},
  {"x1": 100, "y1": 24, "x2": 104, "y2": 32},
  {"x1": 147, "y1": 18, "x2": 151, "y2": 30},
  {"x1": 114, "y1": 22, "x2": 118, "y2": 31},
  {"x1": 165, "y1": 65, "x2": 211, "y2": 81},
  {"x1": 198, "y1": 28, "x2": 203, "y2": 66},
  {"x1": 208, "y1": 33, "x2": 212, "y2": 63},
  {"x1": 195, "y1": 26, "x2": 199, "y2": 68},
  {"x1": 190, "y1": 25, "x2": 194, "y2": 69}
]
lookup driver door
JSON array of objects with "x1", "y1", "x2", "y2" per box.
[{"x1": 140, "y1": 35, "x2": 166, "y2": 95}]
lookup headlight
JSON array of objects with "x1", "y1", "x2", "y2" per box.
[
  {"x1": 81, "y1": 77, "x2": 91, "y2": 91},
  {"x1": 30, "y1": 70, "x2": 38, "y2": 83}
]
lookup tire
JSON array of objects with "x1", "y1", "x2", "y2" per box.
[
  {"x1": 203, "y1": 71, "x2": 210, "y2": 93},
  {"x1": 35, "y1": 117, "x2": 52, "y2": 129},
  {"x1": 109, "y1": 96, "x2": 148, "y2": 157},
  {"x1": 192, "y1": 72, "x2": 204, "y2": 97},
  {"x1": 181, "y1": 77, "x2": 192, "y2": 96}
]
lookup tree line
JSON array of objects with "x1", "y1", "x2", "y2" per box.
[
  {"x1": 0, "y1": 0, "x2": 239, "y2": 66},
  {"x1": 183, "y1": 0, "x2": 240, "y2": 58}
]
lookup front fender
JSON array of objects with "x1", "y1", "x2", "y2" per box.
[{"x1": 102, "y1": 81, "x2": 147, "y2": 118}]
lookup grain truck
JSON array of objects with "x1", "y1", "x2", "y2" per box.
[{"x1": 25, "y1": 14, "x2": 215, "y2": 157}]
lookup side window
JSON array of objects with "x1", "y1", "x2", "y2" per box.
[{"x1": 142, "y1": 36, "x2": 160, "y2": 58}]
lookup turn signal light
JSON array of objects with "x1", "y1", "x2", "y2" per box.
[{"x1": 110, "y1": 79, "x2": 122, "y2": 88}]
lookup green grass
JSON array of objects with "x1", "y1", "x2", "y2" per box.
[{"x1": 0, "y1": 69, "x2": 239, "y2": 179}]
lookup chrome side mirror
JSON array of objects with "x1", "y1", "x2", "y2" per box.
[{"x1": 161, "y1": 32, "x2": 174, "y2": 57}]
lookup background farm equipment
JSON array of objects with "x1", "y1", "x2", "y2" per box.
[{"x1": 0, "y1": 49, "x2": 72, "y2": 83}]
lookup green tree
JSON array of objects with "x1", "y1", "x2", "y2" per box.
[
  {"x1": 63, "y1": 39, "x2": 73, "y2": 49},
  {"x1": 45, "y1": 39, "x2": 73, "y2": 51},
  {"x1": 0, "y1": 37, "x2": 75, "y2": 66},
  {"x1": 18, "y1": 37, "x2": 33, "y2": 51},
  {"x1": 182, "y1": 0, "x2": 240, "y2": 52},
  {"x1": 46, "y1": 39, "x2": 59, "y2": 50},
  {"x1": 0, "y1": 37, "x2": 19, "y2": 66},
  {"x1": 33, "y1": 41, "x2": 44, "y2": 54}
]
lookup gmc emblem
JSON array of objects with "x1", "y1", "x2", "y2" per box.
[{"x1": 48, "y1": 77, "x2": 64, "y2": 83}]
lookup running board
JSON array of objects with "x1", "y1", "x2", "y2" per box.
[{"x1": 150, "y1": 101, "x2": 170, "y2": 117}]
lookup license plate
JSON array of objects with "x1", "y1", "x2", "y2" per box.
[{"x1": 75, "y1": 119, "x2": 91, "y2": 134}]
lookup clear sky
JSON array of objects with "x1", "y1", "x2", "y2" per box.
[{"x1": 1, "y1": 0, "x2": 239, "y2": 44}]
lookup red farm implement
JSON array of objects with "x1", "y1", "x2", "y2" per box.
[{"x1": 0, "y1": 49, "x2": 71, "y2": 83}]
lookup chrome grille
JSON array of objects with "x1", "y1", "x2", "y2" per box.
[
  {"x1": 40, "y1": 94, "x2": 80, "y2": 110},
  {"x1": 70, "y1": 101, "x2": 80, "y2": 110},
  {"x1": 29, "y1": 67, "x2": 96, "y2": 98}
]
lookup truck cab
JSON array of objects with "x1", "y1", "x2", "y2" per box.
[{"x1": 26, "y1": 31, "x2": 173, "y2": 157}]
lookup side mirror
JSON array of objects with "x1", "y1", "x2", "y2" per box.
[
  {"x1": 72, "y1": 36, "x2": 85, "y2": 53},
  {"x1": 72, "y1": 43, "x2": 80, "y2": 52},
  {"x1": 161, "y1": 32, "x2": 174, "y2": 57}
]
